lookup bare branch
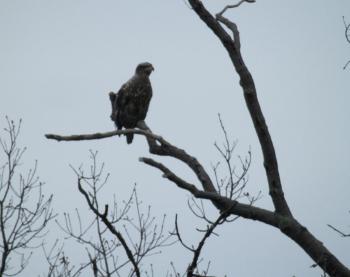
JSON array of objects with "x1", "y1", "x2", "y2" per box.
[
  {"x1": 217, "y1": 0, "x2": 256, "y2": 17},
  {"x1": 66, "y1": 152, "x2": 175, "y2": 277},
  {"x1": 45, "y1": 129, "x2": 162, "y2": 143},
  {"x1": 343, "y1": 16, "x2": 350, "y2": 43},
  {"x1": 139, "y1": 157, "x2": 200, "y2": 196},
  {"x1": 185, "y1": 1, "x2": 350, "y2": 275},
  {"x1": 41, "y1": 240, "x2": 90, "y2": 277},
  {"x1": 213, "y1": 115, "x2": 251, "y2": 201},
  {"x1": 327, "y1": 224, "x2": 350, "y2": 238},
  {"x1": 46, "y1": 120, "x2": 217, "y2": 196},
  {"x1": 76, "y1": 175, "x2": 141, "y2": 277},
  {"x1": 186, "y1": 210, "x2": 231, "y2": 277},
  {"x1": 186, "y1": 0, "x2": 292, "y2": 217},
  {"x1": 343, "y1": 16, "x2": 350, "y2": 70},
  {"x1": 139, "y1": 157, "x2": 279, "y2": 229},
  {"x1": 0, "y1": 118, "x2": 55, "y2": 276}
]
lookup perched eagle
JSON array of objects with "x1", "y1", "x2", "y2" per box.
[{"x1": 109, "y1": 62, "x2": 154, "y2": 144}]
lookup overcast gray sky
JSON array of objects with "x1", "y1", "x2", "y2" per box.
[{"x1": 1, "y1": 1, "x2": 350, "y2": 276}]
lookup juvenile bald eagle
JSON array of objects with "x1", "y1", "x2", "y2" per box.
[{"x1": 109, "y1": 62, "x2": 154, "y2": 144}]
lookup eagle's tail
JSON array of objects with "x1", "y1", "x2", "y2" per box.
[{"x1": 126, "y1": 133, "x2": 134, "y2": 144}]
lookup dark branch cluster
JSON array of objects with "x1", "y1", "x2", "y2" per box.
[
  {"x1": 212, "y1": 114, "x2": 256, "y2": 202},
  {"x1": 171, "y1": 207, "x2": 234, "y2": 277},
  {"x1": 0, "y1": 117, "x2": 54, "y2": 276},
  {"x1": 46, "y1": 151, "x2": 175, "y2": 277},
  {"x1": 41, "y1": 240, "x2": 88, "y2": 277}
]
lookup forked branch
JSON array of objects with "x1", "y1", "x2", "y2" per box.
[
  {"x1": 187, "y1": 0, "x2": 292, "y2": 218},
  {"x1": 68, "y1": 152, "x2": 174, "y2": 277},
  {"x1": 77, "y1": 176, "x2": 141, "y2": 277},
  {"x1": 0, "y1": 118, "x2": 54, "y2": 276},
  {"x1": 186, "y1": 1, "x2": 350, "y2": 275}
]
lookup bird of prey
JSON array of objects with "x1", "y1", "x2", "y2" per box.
[{"x1": 109, "y1": 62, "x2": 154, "y2": 144}]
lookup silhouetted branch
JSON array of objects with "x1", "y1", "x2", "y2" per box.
[
  {"x1": 45, "y1": 125, "x2": 280, "y2": 227},
  {"x1": 187, "y1": 0, "x2": 292, "y2": 217},
  {"x1": 343, "y1": 16, "x2": 350, "y2": 70},
  {"x1": 0, "y1": 117, "x2": 54, "y2": 276},
  {"x1": 186, "y1": 1, "x2": 350, "y2": 275},
  {"x1": 327, "y1": 224, "x2": 350, "y2": 238},
  {"x1": 214, "y1": 115, "x2": 251, "y2": 200},
  {"x1": 45, "y1": 129, "x2": 162, "y2": 143},
  {"x1": 186, "y1": 211, "x2": 231, "y2": 277},
  {"x1": 343, "y1": 17, "x2": 350, "y2": 44},
  {"x1": 41, "y1": 240, "x2": 89, "y2": 277},
  {"x1": 79, "y1": 186, "x2": 139, "y2": 276},
  {"x1": 217, "y1": 0, "x2": 255, "y2": 17},
  {"x1": 67, "y1": 151, "x2": 175, "y2": 277},
  {"x1": 46, "y1": 119, "x2": 217, "y2": 196}
]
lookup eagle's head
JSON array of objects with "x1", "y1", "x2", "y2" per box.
[{"x1": 135, "y1": 62, "x2": 154, "y2": 77}]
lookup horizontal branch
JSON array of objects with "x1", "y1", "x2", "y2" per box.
[
  {"x1": 45, "y1": 129, "x2": 163, "y2": 143},
  {"x1": 140, "y1": 157, "x2": 278, "y2": 227},
  {"x1": 45, "y1": 122, "x2": 217, "y2": 195},
  {"x1": 140, "y1": 155, "x2": 350, "y2": 275}
]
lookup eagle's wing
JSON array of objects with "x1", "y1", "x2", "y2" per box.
[
  {"x1": 114, "y1": 83, "x2": 131, "y2": 130},
  {"x1": 138, "y1": 84, "x2": 152, "y2": 120},
  {"x1": 115, "y1": 84, "x2": 128, "y2": 109}
]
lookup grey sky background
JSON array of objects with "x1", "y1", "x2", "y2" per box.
[{"x1": 0, "y1": 0, "x2": 350, "y2": 276}]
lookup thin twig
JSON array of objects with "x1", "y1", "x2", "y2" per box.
[
  {"x1": 327, "y1": 224, "x2": 350, "y2": 238},
  {"x1": 217, "y1": 0, "x2": 256, "y2": 17}
]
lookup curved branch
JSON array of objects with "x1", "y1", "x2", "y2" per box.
[
  {"x1": 188, "y1": 0, "x2": 291, "y2": 218},
  {"x1": 139, "y1": 157, "x2": 278, "y2": 227},
  {"x1": 45, "y1": 124, "x2": 350, "y2": 275},
  {"x1": 77, "y1": 178, "x2": 141, "y2": 277},
  {"x1": 186, "y1": 1, "x2": 350, "y2": 276},
  {"x1": 187, "y1": 210, "x2": 230, "y2": 277},
  {"x1": 343, "y1": 16, "x2": 350, "y2": 44},
  {"x1": 46, "y1": 123, "x2": 217, "y2": 195},
  {"x1": 343, "y1": 17, "x2": 350, "y2": 70},
  {"x1": 217, "y1": 0, "x2": 256, "y2": 17},
  {"x1": 45, "y1": 129, "x2": 162, "y2": 142}
]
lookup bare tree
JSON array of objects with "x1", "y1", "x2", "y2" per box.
[
  {"x1": 0, "y1": 118, "x2": 54, "y2": 276},
  {"x1": 42, "y1": 151, "x2": 175, "y2": 277},
  {"x1": 45, "y1": 1, "x2": 350, "y2": 276}
]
